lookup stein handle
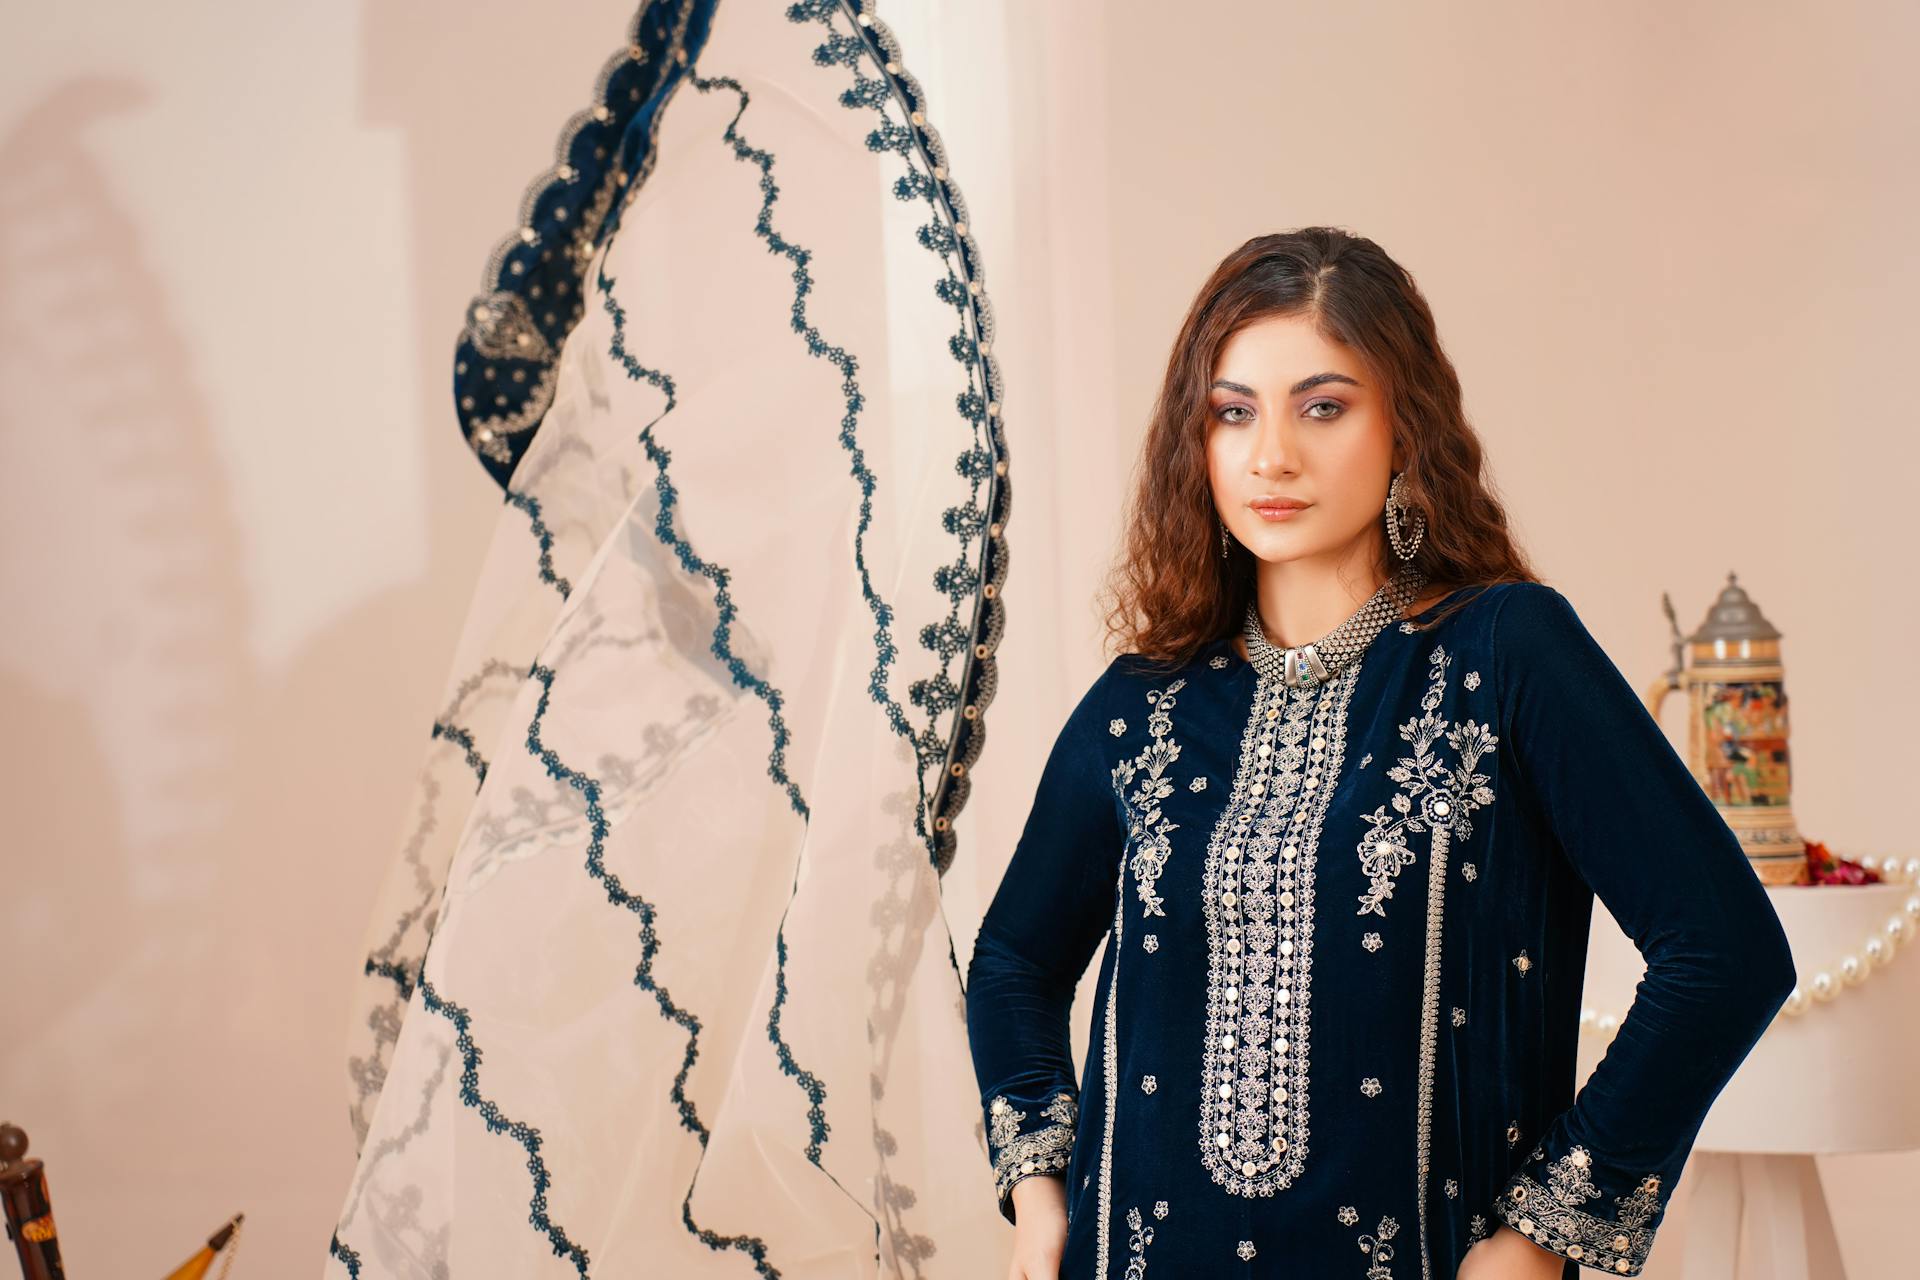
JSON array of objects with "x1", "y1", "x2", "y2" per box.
[{"x1": 1644, "y1": 589, "x2": 1687, "y2": 723}]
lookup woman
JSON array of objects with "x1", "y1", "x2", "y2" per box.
[{"x1": 964, "y1": 228, "x2": 1796, "y2": 1280}]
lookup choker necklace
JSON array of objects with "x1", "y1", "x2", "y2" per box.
[{"x1": 1242, "y1": 566, "x2": 1431, "y2": 688}]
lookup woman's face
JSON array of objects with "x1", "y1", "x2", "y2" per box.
[{"x1": 1205, "y1": 313, "x2": 1396, "y2": 570}]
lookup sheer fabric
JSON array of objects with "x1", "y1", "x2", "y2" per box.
[{"x1": 328, "y1": 2, "x2": 1012, "y2": 1274}]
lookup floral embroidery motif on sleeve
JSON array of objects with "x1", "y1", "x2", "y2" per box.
[
  {"x1": 1496, "y1": 1144, "x2": 1666, "y2": 1275},
  {"x1": 1353, "y1": 644, "x2": 1496, "y2": 918},
  {"x1": 987, "y1": 1091, "x2": 1077, "y2": 1204},
  {"x1": 1111, "y1": 679, "x2": 1187, "y2": 918}
]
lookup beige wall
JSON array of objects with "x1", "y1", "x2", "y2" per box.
[{"x1": 0, "y1": 1, "x2": 1911, "y2": 1274}]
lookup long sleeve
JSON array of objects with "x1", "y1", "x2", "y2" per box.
[
  {"x1": 965, "y1": 670, "x2": 1124, "y2": 1225},
  {"x1": 1488, "y1": 583, "x2": 1797, "y2": 1275}
]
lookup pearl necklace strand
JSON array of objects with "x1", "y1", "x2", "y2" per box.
[{"x1": 1580, "y1": 855, "x2": 1920, "y2": 1043}]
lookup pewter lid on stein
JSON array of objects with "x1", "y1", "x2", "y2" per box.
[{"x1": 1687, "y1": 571, "x2": 1782, "y2": 645}]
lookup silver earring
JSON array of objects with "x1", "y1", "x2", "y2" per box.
[
  {"x1": 1385, "y1": 471, "x2": 1426, "y2": 562},
  {"x1": 1219, "y1": 516, "x2": 1232, "y2": 559}
]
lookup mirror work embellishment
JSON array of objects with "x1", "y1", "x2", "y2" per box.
[
  {"x1": 1354, "y1": 644, "x2": 1497, "y2": 919},
  {"x1": 986, "y1": 1091, "x2": 1076, "y2": 1204},
  {"x1": 1496, "y1": 1145, "x2": 1665, "y2": 1275},
  {"x1": 1198, "y1": 663, "x2": 1361, "y2": 1196}
]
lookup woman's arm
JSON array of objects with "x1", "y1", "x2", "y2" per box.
[
  {"x1": 1487, "y1": 583, "x2": 1796, "y2": 1276},
  {"x1": 965, "y1": 669, "x2": 1125, "y2": 1225}
]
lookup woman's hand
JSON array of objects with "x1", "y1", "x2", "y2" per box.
[
  {"x1": 1456, "y1": 1223, "x2": 1567, "y2": 1279},
  {"x1": 1004, "y1": 1175, "x2": 1068, "y2": 1280}
]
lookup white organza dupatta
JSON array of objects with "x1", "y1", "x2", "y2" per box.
[{"x1": 329, "y1": 3, "x2": 1012, "y2": 1275}]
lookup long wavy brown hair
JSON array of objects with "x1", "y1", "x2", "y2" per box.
[{"x1": 1098, "y1": 227, "x2": 1541, "y2": 672}]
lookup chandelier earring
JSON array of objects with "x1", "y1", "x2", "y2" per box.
[
  {"x1": 1219, "y1": 516, "x2": 1232, "y2": 559},
  {"x1": 1385, "y1": 470, "x2": 1427, "y2": 562}
]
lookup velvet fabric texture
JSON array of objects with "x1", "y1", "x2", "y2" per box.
[{"x1": 965, "y1": 581, "x2": 1795, "y2": 1278}]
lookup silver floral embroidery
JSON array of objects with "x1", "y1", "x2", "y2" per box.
[
  {"x1": 1464, "y1": 670, "x2": 1481, "y2": 690},
  {"x1": 1237, "y1": 1240, "x2": 1257, "y2": 1261},
  {"x1": 1141, "y1": 1074, "x2": 1157, "y2": 1094},
  {"x1": 1468, "y1": 1214, "x2": 1489, "y2": 1242},
  {"x1": 1210, "y1": 654, "x2": 1230, "y2": 669},
  {"x1": 1190, "y1": 775, "x2": 1208, "y2": 792},
  {"x1": 1199, "y1": 662, "x2": 1360, "y2": 1196},
  {"x1": 1354, "y1": 643, "x2": 1497, "y2": 919},
  {"x1": 1109, "y1": 717, "x2": 1127, "y2": 736},
  {"x1": 1546, "y1": 1146, "x2": 1601, "y2": 1205},
  {"x1": 1356, "y1": 1215, "x2": 1400, "y2": 1279},
  {"x1": 1398, "y1": 642, "x2": 1490, "y2": 1278},
  {"x1": 1362, "y1": 931, "x2": 1383, "y2": 953},
  {"x1": 1142, "y1": 933, "x2": 1158, "y2": 953},
  {"x1": 1113, "y1": 680, "x2": 1187, "y2": 918},
  {"x1": 1360, "y1": 1077, "x2": 1382, "y2": 1097},
  {"x1": 1497, "y1": 1149, "x2": 1666, "y2": 1274},
  {"x1": 1461, "y1": 862, "x2": 1478, "y2": 881},
  {"x1": 1124, "y1": 1205, "x2": 1155, "y2": 1278},
  {"x1": 986, "y1": 1091, "x2": 1077, "y2": 1203},
  {"x1": 1338, "y1": 1205, "x2": 1359, "y2": 1226},
  {"x1": 1444, "y1": 1178, "x2": 1459, "y2": 1199},
  {"x1": 1359, "y1": 752, "x2": 1373, "y2": 768},
  {"x1": 1154, "y1": 1200, "x2": 1168, "y2": 1219},
  {"x1": 1451, "y1": 1006, "x2": 1466, "y2": 1027},
  {"x1": 1513, "y1": 950, "x2": 1532, "y2": 976}
]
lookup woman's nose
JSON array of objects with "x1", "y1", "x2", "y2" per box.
[{"x1": 1252, "y1": 415, "x2": 1298, "y2": 473}]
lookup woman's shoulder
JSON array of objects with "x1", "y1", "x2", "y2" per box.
[
  {"x1": 1419, "y1": 579, "x2": 1572, "y2": 633},
  {"x1": 1483, "y1": 579, "x2": 1585, "y2": 640},
  {"x1": 1062, "y1": 643, "x2": 1221, "y2": 723}
]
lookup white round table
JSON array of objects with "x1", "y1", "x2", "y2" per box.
[{"x1": 1578, "y1": 881, "x2": 1920, "y2": 1279}]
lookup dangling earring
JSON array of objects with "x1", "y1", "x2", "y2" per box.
[
  {"x1": 1219, "y1": 516, "x2": 1232, "y2": 559},
  {"x1": 1385, "y1": 470, "x2": 1426, "y2": 562}
]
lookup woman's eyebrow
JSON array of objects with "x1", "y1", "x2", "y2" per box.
[{"x1": 1210, "y1": 372, "x2": 1363, "y2": 397}]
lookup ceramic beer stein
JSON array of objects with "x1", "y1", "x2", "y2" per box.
[{"x1": 1644, "y1": 572, "x2": 1806, "y2": 885}]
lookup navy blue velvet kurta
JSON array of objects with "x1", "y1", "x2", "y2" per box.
[{"x1": 964, "y1": 581, "x2": 1796, "y2": 1279}]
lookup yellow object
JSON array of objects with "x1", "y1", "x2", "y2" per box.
[{"x1": 162, "y1": 1213, "x2": 243, "y2": 1280}]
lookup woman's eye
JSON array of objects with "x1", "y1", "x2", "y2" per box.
[
  {"x1": 1216, "y1": 404, "x2": 1253, "y2": 424},
  {"x1": 1305, "y1": 400, "x2": 1343, "y2": 420}
]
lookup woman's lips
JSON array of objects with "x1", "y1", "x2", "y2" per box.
[{"x1": 1250, "y1": 502, "x2": 1310, "y2": 521}]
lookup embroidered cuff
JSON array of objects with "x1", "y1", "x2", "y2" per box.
[
  {"x1": 985, "y1": 1090, "x2": 1077, "y2": 1224},
  {"x1": 1492, "y1": 1142, "x2": 1667, "y2": 1276}
]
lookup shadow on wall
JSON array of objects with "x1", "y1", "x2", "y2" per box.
[{"x1": 0, "y1": 58, "x2": 457, "y2": 1273}]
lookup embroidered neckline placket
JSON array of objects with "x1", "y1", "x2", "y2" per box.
[{"x1": 1198, "y1": 658, "x2": 1360, "y2": 1196}]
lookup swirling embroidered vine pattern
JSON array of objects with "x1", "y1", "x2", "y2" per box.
[
  {"x1": 1112, "y1": 679, "x2": 1188, "y2": 917},
  {"x1": 1355, "y1": 1213, "x2": 1400, "y2": 1279},
  {"x1": 1354, "y1": 644, "x2": 1496, "y2": 918},
  {"x1": 1497, "y1": 1144, "x2": 1666, "y2": 1274},
  {"x1": 987, "y1": 1091, "x2": 1077, "y2": 1203},
  {"x1": 1123, "y1": 1203, "x2": 1161, "y2": 1278}
]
